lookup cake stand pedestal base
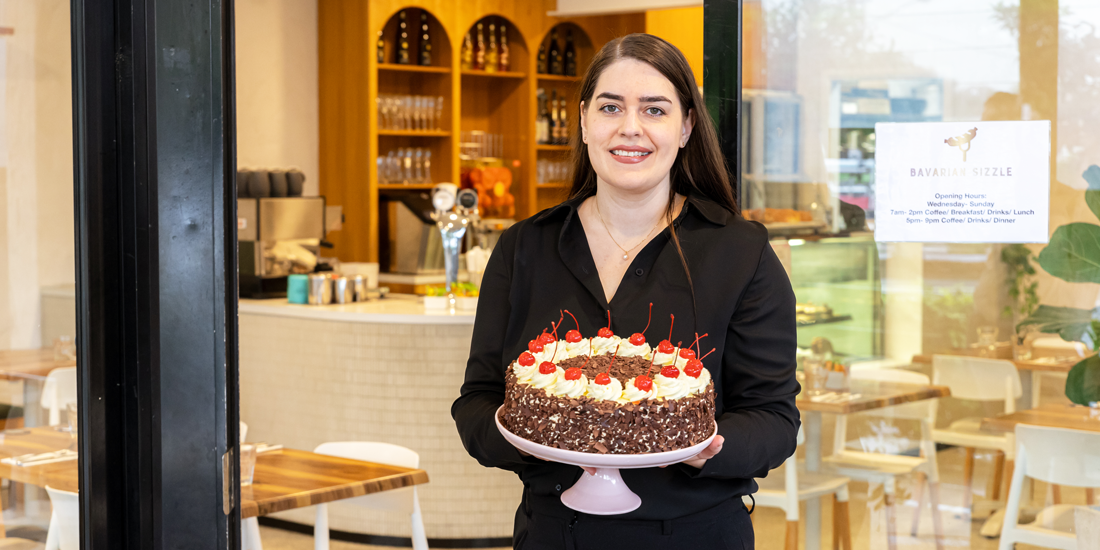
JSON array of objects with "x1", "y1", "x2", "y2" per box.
[{"x1": 561, "y1": 468, "x2": 641, "y2": 515}]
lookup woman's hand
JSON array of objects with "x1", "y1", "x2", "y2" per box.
[
  {"x1": 678, "y1": 435, "x2": 724, "y2": 469},
  {"x1": 581, "y1": 435, "x2": 725, "y2": 475}
]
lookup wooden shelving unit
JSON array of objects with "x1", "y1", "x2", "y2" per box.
[{"x1": 319, "y1": 0, "x2": 646, "y2": 262}]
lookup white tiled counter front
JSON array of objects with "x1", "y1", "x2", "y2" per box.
[{"x1": 239, "y1": 297, "x2": 522, "y2": 540}]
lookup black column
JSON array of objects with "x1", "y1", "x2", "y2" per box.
[
  {"x1": 703, "y1": 0, "x2": 743, "y2": 207},
  {"x1": 71, "y1": 0, "x2": 239, "y2": 547}
]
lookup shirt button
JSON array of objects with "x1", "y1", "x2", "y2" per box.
[
  {"x1": 635, "y1": 268, "x2": 644, "y2": 276},
  {"x1": 555, "y1": 484, "x2": 562, "y2": 492}
]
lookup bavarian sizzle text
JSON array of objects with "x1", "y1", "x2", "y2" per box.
[{"x1": 910, "y1": 167, "x2": 1012, "y2": 177}]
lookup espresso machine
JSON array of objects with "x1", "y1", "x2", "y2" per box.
[{"x1": 238, "y1": 197, "x2": 326, "y2": 298}]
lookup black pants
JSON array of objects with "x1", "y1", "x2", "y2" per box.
[{"x1": 513, "y1": 497, "x2": 754, "y2": 550}]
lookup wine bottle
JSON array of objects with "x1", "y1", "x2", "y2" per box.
[
  {"x1": 564, "y1": 30, "x2": 577, "y2": 76},
  {"x1": 418, "y1": 12, "x2": 432, "y2": 66},
  {"x1": 536, "y1": 89, "x2": 549, "y2": 144},
  {"x1": 549, "y1": 28, "x2": 562, "y2": 75},
  {"x1": 461, "y1": 32, "x2": 474, "y2": 71},
  {"x1": 395, "y1": 10, "x2": 411, "y2": 65},
  {"x1": 485, "y1": 21, "x2": 499, "y2": 73},
  {"x1": 474, "y1": 21, "x2": 485, "y2": 71},
  {"x1": 537, "y1": 42, "x2": 548, "y2": 74},
  {"x1": 550, "y1": 90, "x2": 561, "y2": 144},
  {"x1": 376, "y1": 30, "x2": 385, "y2": 64},
  {"x1": 499, "y1": 24, "x2": 511, "y2": 72}
]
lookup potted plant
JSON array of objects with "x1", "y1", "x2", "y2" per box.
[{"x1": 1018, "y1": 165, "x2": 1100, "y2": 406}]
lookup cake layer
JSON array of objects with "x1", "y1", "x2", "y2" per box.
[{"x1": 500, "y1": 372, "x2": 715, "y2": 454}]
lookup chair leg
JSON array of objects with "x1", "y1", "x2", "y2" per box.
[
  {"x1": 910, "y1": 472, "x2": 926, "y2": 537},
  {"x1": 410, "y1": 488, "x2": 429, "y2": 550},
  {"x1": 884, "y1": 491, "x2": 899, "y2": 550},
  {"x1": 990, "y1": 451, "x2": 1005, "y2": 501},
  {"x1": 1087, "y1": 488, "x2": 1096, "y2": 505},
  {"x1": 785, "y1": 520, "x2": 799, "y2": 550},
  {"x1": 1051, "y1": 484, "x2": 1062, "y2": 505},
  {"x1": 928, "y1": 481, "x2": 946, "y2": 550},
  {"x1": 962, "y1": 447, "x2": 976, "y2": 511},
  {"x1": 834, "y1": 491, "x2": 852, "y2": 550},
  {"x1": 242, "y1": 517, "x2": 264, "y2": 550},
  {"x1": 314, "y1": 503, "x2": 329, "y2": 550},
  {"x1": 44, "y1": 511, "x2": 59, "y2": 550}
]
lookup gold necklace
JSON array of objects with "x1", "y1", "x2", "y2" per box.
[{"x1": 593, "y1": 198, "x2": 667, "y2": 261}]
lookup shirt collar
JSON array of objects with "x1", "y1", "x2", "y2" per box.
[{"x1": 532, "y1": 192, "x2": 731, "y2": 227}]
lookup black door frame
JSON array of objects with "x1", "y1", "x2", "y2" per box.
[
  {"x1": 704, "y1": 0, "x2": 743, "y2": 205},
  {"x1": 71, "y1": 0, "x2": 239, "y2": 547}
]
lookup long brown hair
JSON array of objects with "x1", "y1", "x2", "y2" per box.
[
  {"x1": 568, "y1": 34, "x2": 736, "y2": 319},
  {"x1": 567, "y1": 33, "x2": 737, "y2": 214}
]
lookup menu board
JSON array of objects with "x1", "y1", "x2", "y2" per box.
[{"x1": 874, "y1": 121, "x2": 1050, "y2": 243}]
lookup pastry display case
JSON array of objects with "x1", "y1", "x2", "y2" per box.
[{"x1": 788, "y1": 235, "x2": 883, "y2": 358}]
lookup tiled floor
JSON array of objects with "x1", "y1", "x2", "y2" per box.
[{"x1": 255, "y1": 446, "x2": 1082, "y2": 550}]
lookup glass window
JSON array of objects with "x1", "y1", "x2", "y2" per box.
[{"x1": 746, "y1": 1, "x2": 1100, "y2": 547}]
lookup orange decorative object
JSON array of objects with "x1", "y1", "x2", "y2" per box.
[
  {"x1": 743, "y1": 208, "x2": 813, "y2": 224},
  {"x1": 467, "y1": 167, "x2": 514, "y2": 218}
]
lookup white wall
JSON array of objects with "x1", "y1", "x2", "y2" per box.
[{"x1": 234, "y1": 0, "x2": 320, "y2": 197}]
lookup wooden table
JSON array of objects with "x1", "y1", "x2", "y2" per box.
[
  {"x1": 0, "y1": 427, "x2": 429, "y2": 518},
  {"x1": 795, "y1": 379, "x2": 951, "y2": 550},
  {"x1": 980, "y1": 403, "x2": 1100, "y2": 435},
  {"x1": 0, "y1": 349, "x2": 75, "y2": 427}
]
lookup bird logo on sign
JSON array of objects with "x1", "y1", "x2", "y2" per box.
[{"x1": 944, "y1": 127, "x2": 978, "y2": 162}]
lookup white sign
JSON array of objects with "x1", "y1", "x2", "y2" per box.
[{"x1": 874, "y1": 121, "x2": 1050, "y2": 243}]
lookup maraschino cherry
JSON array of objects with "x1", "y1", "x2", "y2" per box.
[
  {"x1": 634, "y1": 375, "x2": 653, "y2": 392},
  {"x1": 656, "y1": 314, "x2": 675, "y2": 354},
  {"x1": 628, "y1": 303, "x2": 654, "y2": 346},
  {"x1": 518, "y1": 352, "x2": 535, "y2": 367},
  {"x1": 685, "y1": 349, "x2": 715, "y2": 378},
  {"x1": 564, "y1": 367, "x2": 583, "y2": 381},
  {"x1": 528, "y1": 339, "x2": 544, "y2": 353},
  {"x1": 660, "y1": 365, "x2": 680, "y2": 379},
  {"x1": 594, "y1": 372, "x2": 611, "y2": 385},
  {"x1": 684, "y1": 359, "x2": 703, "y2": 378},
  {"x1": 679, "y1": 332, "x2": 709, "y2": 360},
  {"x1": 538, "y1": 361, "x2": 556, "y2": 375},
  {"x1": 538, "y1": 332, "x2": 555, "y2": 345},
  {"x1": 597, "y1": 310, "x2": 614, "y2": 338},
  {"x1": 563, "y1": 310, "x2": 582, "y2": 343}
]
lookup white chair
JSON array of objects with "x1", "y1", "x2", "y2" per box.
[
  {"x1": 747, "y1": 426, "x2": 852, "y2": 550},
  {"x1": 41, "y1": 367, "x2": 77, "y2": 427},
  {"x1": 312, "y1": 442, "x2": 428, "y2": 550},
  {"x1": 823, "y1": 368, "x2": 945, "y2": 550},
  {"x1": 932, "y1": 355, "x2": 1021, "y2": 511},
  {"x1": 999, "y1": 424, "x2": 1100, "y2": 550},
  {"x1": 44, "y1": 486, "x2": 79, "y2": 550}
]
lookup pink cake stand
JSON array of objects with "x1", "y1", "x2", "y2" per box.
[{"x1": 495, "y1": 406, "x2": 717, "y2": 515}]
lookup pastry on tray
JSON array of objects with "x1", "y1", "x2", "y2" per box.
[{"x1": 498, "y1": 309, "x2": 716, "y2": 454}]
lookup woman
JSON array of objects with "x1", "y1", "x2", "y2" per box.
[{"x1": 452, "y1": 33, "x2": 799, "y2": 549}]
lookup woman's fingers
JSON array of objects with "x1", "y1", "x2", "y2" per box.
[
  {"x1": 583, "y1": 467, "x2": 597, "y2": 475},
  {"x1": 680, "y1": 435, "x2": 725, "y2": 469}
]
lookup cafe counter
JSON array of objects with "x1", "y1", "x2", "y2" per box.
[{"x1": 238, "y1": 296, "x2": 520, "y2": 540}]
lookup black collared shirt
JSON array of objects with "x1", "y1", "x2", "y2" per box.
[{"x1": 452, "y1": 193, "x2": 800, "y2": 520}]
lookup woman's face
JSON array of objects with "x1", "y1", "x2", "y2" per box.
[{"x1": 581, "y1": 58, "x2": 693, "y2": 195}]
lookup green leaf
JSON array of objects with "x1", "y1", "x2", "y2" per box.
[
  {"x1": 1037, "y1": 223, "x2": 1100, "y2": 284},
  {"x1": 1017, "y1": 305, "x2": 1097, "y2": 342},
  {"x1": 1065, "y1": 354, "x2": 1100, "y2": 405},
  {"x1": 1087, "y1": 190, "x2": 1100, "y2": 223}
]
